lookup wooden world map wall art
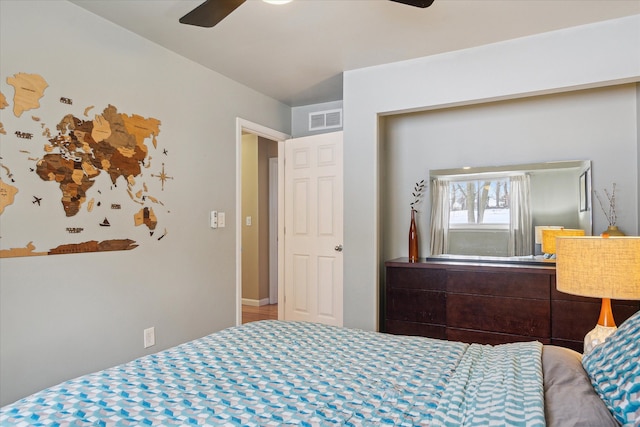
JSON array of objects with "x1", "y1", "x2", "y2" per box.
[{"x1": 0, "y1": 72, "x2": 171, "y2": 258}]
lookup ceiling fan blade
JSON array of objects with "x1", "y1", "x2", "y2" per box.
[
  {"x1": 389, "y1": 0, "x2": 435, "y2": 8},
  {"x1": 179, "y1": 0, "x2": 246, "y2": 28}
]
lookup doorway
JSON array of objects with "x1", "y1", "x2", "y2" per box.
[{"x1": 235, "y1": 119, "x2": 288, "y2": 326}]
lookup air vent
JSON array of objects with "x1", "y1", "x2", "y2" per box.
[{"x1": 309, "y1": 109, "x2": 342, "y2": 131}]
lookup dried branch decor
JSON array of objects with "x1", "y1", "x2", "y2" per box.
[
  {"x1": 410, "y1": 180, "x2": 426, "y2": 211},
  {"x1": 594, "y1": 183, "x2": 617, "y2": 226}
]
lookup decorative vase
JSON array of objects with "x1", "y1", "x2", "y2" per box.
[
  {"x1": 601, "y1": 225, "x2": 625, "y2": 237},
  {"x1": 409, "y1": 209, "x2": 418, "y2": 262}
]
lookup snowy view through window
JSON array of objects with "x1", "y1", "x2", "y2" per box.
[{"x1": 449, "y1": 179, "x2": 510, "y2": 226}]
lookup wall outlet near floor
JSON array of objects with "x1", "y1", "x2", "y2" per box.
[{"x1": 144, "y1": 327, "x2": 155, "y2": 348}]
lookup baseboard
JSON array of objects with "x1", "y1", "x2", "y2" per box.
[{"x1": 242, "y1": 298, "x2": 271, "y2": 307}]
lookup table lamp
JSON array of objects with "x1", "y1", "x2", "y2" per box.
[
  {"x1": 541, "y1": 228, "x2": 585, "y2": 258},
  {"x1": 555, "y1": 236, "x2": 640, "y2": 354},
  {"x1": 535, "y1": 226, "x2": 563, "y2": 246}
]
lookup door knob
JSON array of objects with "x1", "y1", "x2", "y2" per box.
[{"x1": 334, "y1": 244, "x2": 343, "y2": 252}]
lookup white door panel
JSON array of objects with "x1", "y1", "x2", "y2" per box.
[
  {"x1": 292, "y1": 254, "x2": 310, "y2": 314},
  {"x1": 284, "y1": 131, "x2": 343, "y2": 326}
]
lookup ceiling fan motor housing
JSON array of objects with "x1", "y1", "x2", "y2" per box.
[{"x1": 389, "y1": 0, "x2": 435, "y2": 8}]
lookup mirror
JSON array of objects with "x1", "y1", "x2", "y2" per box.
[{"x1": 427, "y1": 160, "x2": 592, "y2": 261}]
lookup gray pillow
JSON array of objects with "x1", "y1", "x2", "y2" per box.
[{"x1": 542, "y1": 345, "x2": 619, "y2": 427}]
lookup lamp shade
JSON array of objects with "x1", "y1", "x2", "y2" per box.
[
  {"x1": 541, "y1": 228, "x2": 585, "y2": 254},
  {"x1": 556, "y1": 236, "x2": 640, "y2": 300},
  {"x1": 535, "y1": 226, "x2": 563, "y2": 245}
]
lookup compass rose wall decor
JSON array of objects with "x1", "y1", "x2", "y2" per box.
[{"x1": 151, "y1": 163, "x2": 174, "y2": 191}]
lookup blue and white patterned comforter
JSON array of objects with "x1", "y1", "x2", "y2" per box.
[{"x1": 0, "y1": 321, "x2": 545, "y2": 426}]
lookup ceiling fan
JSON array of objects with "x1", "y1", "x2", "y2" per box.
[{"x1": 179, "y1": 0, "x2": 435, "y2": 28}]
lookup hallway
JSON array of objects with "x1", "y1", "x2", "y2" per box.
[{"x1": 242, "y1": 304, "x2": 277, "y2": 324}]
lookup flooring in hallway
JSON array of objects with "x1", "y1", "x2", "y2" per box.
[{"x1": 242, "y1": 304, "x2": 278, "y2": 324}]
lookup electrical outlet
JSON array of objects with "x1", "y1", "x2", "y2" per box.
[{"x1": 144, "y1": 327, "x2": 155, "y2": 348}]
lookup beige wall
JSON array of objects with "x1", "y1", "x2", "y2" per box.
[
  {"x1": 242, "y1": 134, "x2": 260, "y2": 300},
  {"x1": 258, "y1": 137, "x2": 278, "y2": 300},
  {"x1": 241, "y1": 135, "x2": 277, "y2": 303}
]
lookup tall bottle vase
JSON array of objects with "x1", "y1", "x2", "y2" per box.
[{"x1": 408, "y1": 209, "x2": 419, "y2": 262}]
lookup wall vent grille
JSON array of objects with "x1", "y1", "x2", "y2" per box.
[{"x1": 309, "y1": 109, "x2": 342, "y2": 131}]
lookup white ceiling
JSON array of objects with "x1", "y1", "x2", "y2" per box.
[{"x1": 69, "y1": 0, "x2": 640, "y2": 107}]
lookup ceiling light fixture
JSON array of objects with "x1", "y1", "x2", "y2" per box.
[{"x1": 263, "y1": 0, "x2": 293, "y2": 4}]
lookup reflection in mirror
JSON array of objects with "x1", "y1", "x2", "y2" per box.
[{"x1": 428, "y1": 160, "x2": 592, "y2": 260}]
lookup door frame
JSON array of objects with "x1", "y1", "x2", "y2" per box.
[
  {"x1": 235, "y1": 118, "x2": 289, "y2": 326},
  {"x1": 268, "y1": 157, "x2": 279, "y2": 305}
]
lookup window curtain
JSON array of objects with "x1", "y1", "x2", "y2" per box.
[
  {"x1": 430, "y1": 178, "x2": 450, "y2": 256},
  {"x1": 508, "y1": 174, "x2": 532, "y2": 256}
]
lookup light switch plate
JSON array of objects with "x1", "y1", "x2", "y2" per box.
[{"x1": 210, "y1": 211, "x2": 218, "y2": 228}]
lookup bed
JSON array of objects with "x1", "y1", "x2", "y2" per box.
[{"x1": 1, "y1": 312, "x2": 637, "y2": 426}]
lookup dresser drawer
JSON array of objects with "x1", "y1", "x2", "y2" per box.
[
  {"x1": 386, "y1": 267, "x2": 446, "y2": 291},
  {"x1": 552, "y1": 299, "x2": 640, "y2": 342},
  {"x1": 447, "y1": 270, "x2": 550, "y2": 299},
  {"x1": 447, "y1": 293, "x2": 550, "y2": 338},
  {"x1": 386, "y1": 288, "x2": 446, "y2": 324}
]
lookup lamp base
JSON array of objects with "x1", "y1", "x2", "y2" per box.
[{"x1": 584, "y1": 324, "x2": 617, "y2": 354}]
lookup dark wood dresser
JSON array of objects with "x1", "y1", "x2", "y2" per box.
[{"x1": 384, "y1": 258, "x2": 639, "y2": 352}]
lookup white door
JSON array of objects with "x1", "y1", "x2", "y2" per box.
[{"x1": 284, "y1": 131, "x2": 343, "y2": 326}]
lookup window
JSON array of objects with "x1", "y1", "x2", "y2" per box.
[{"x1": 449, "y1": 178, "x2": 509, "y2": 227}]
